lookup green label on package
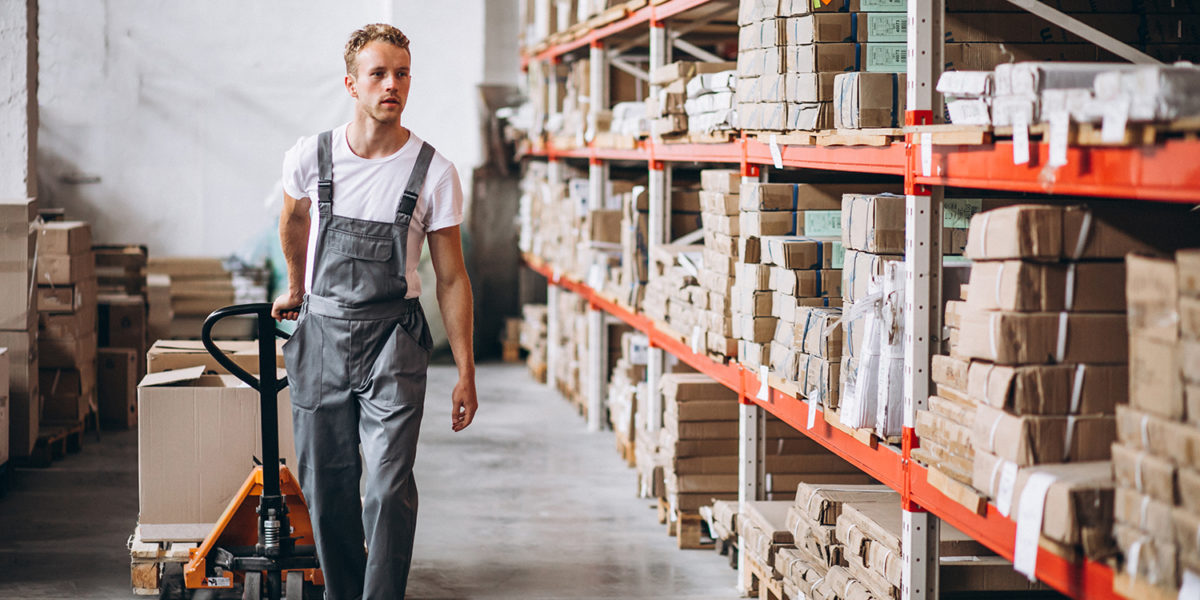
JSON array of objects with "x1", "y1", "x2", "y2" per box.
[
  {"x1": 943, "y1": 198, "x2": 984, "y2": 229},
  {"x1": 805, "y1": 211, "x2": 842, "y2": 238},
  {"x1": 857, "y1": 0, "x2": 907, "y2": 11},
  {"x1": 832, "y1": 241, "x2": 845, "y2": 269},
  {"x1": 864, "y1": 43, "x2": 907, "y2": 73},
  {"x1": 866, "y1": 14, "x2": 907, "y2": 42}
]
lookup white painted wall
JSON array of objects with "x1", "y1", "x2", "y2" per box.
[
  {"x1": 36, "y1": 0, "x2": 515, "y2": 256},
  {"x1": 1, "y1": 0, "x2": 36, "y2": 199}
]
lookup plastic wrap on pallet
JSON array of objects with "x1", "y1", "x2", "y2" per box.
[{"x1": 1094, "y1": 64, "x2": 1200, "y2": 122}]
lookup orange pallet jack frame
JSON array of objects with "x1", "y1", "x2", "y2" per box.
[{"x1": 171, "y1": 303, "x2": 323, "y2": 600}]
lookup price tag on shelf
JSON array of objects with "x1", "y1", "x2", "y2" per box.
[
  {"x1": 920, "y1": 132, "x2": 932, "y2": 177},
  {"x1": 757, "y1": 365, "x2": 770, "y2": 401},
  {"x1": 806, "y1": 390, "x2": 820, "y2": 430},
  {"x1": 1012, "y1": 116, "x2": 1030, "y2": 166},
  {"x1": 1013, "y1": 472, "x2": 1058, "y2": 580},
  {"x1": 768, "y1": 134, "x2": 784, "y2": 169},
  {"x1": 1101, "y1": 98, "x2": 1130, "y2": 144},
  {"x1": 1048, "y1": 111, "x2": 1069, "y2": 168},
  {"x1": 995, "y1": 460, "x2": 1019, "y2": 517}
]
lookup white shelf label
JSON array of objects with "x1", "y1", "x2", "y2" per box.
[
  {"x1": 1014, "y1": 472, "x2": 1058, "y2": 580},
  {"x1": 1013, "y1": 117, "x2": 1030, "y2": 166},
  {"x1": 1048, "y1": 112, "x2": 1069, "y2": 168},
  {"x1": 757, "y1": 365, "x2": 770, "y2": 401},
  {"x1": 996, "y1": 461, "x2": 1019, "y2": 517},
  {"x1": 769, "y1": 134, "x2": 784, "y2": 169},
  {"x1": 920, "y1": 132, "x2": 933, "y2": 177},
  {"x1": 1101, "y1": 99, "x2": 1130, "y2": 144},
  {"x1": 690, "y1": 326, "x2": 704, "y2": 355},
  {"x1": 806, "y1": 392, "x2": 819, "y2": 430},
  {"x1": 1180, "y1": 570, "x2": 1200, "y2": 600}
]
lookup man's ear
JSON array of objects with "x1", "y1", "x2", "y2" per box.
[{"x1": 344, "y1": 74, "x2": 357, "y2": 99}]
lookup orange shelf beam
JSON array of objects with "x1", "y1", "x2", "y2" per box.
[{"x1": 523, "y1": 0, "x2": 724, "y2": 66}]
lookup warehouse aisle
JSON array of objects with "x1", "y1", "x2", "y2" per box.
[{"x1": 0, "y1": 362, "x2": 737, "y2": 599}]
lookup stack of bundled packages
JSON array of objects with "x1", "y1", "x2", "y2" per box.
[
  {"x1": 735, "y1": 0, "x2": 907, "y2": 132},
  {"x1": 618, "y1": 186, "x2": 649, "y2": 309},
  {"x1": 684, "y1": 68, "x2": 739, "y2": 139},
  {"x1": 0, "y1": 198, "x2": 38, "y2": 461},
  {"x1": 37, "y1": 221, "x2": 99, "y2": 428},
  {"x1": 517, "y1": 162, "x2": 548, "y2": 259},
  {"x1": 702, "y1": 498, "x2": 741, "y2": 563},
  {"x1": 697, "y1": 169, "x2": 743, "y2": 361},
  {"x1": 734, "y1": 182, "x2": 865, "y2": 377},
  {"x1": 599, "y1": 101, "x2": 649, "y2": 148},
  {"x1": 579, "y1": 177, "x2": 641, "y2": 290},
  {"x1": 957, "y1": 204, "x2": 1170, "y2": 572},
  {"x1": 551, "y1": 291, "x2": 589, "y2": 410},
  {"x1": 634, "y1": 355, "x2": 694, "y2": 504},
  {"x1": 1112, "y1": 250, "x2": 1200, "y2": 596},
  {"x1": 641, "y1": 190, "x2": 703, "y2": 339},
  {"x1": 648, "y1": 61, "x2": 736, "y2": 142},
  {"x1": 660, "y1": 372, "x2": 872, "y2": 522},
  {"x1": 519, "y1": 303, "x2": 548, "y2": 383},
  {"x1": 147, "y1": 258, "x2": 245, "y2": 339},
  {"x1": 92, "y1": 243, "x2": 149, "y2": 428},
  {"x1": 146, "y1": 272, "x2": 172, "y2": 344},
  {"x1": 777, "y1": 483, "x2": 1043, "y2": 599},
  {"x1": 740, "y1": 499, "x2": 796, "y2": 589},
  {"x1": 607, "y1": 332, "x2": 648, "y2": 462}
]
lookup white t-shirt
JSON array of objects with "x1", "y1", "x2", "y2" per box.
[{"x1": 282, "y1": 124, "x2": 463, "y2": 299}]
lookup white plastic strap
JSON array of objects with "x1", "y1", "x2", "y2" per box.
[
  {"x1": 1126, "y1": 536, "x2": 1146, "y2": 578},
  {"x1": 994, "y1": 262, "x2": 1006, "y2": 308},
  {"x1": 996, "y1": 460, "x2": 1019, "y2": 517},
  {"x1": 1064, "y1": 263, "x2": 1077, "y2": 311},
  {"x1": 1055, "y1": 312, "x2": 1069, "y2": 364},
  {"x1": 1063, "y1": 415, "x2": 1078, "y2": 461},
  {"x1": 987, "y1": 416, "x2": 1002, "y2": 453},
  {"x1": 1071, "y1": 210, "x2": 1094, "y2": 260},
  {"x1": 1135, "y1": 452, "x2": 1146, "y2": 493},
  {"x1": 988, "y1": 457, "x2": 1004, "y2": 494},
  {"x1": 1014, "y1": 472, "x2": 1059, "y2": 579},
  {"x1": 1180, "y1": 570, "x2": 1200, "y2": 600},
  {"x1": 1140, "y1": 495, "x2": 1151, "y2": 530},
  {"x1": 1141, "y1": 415, "x2": 1151, "y2": 450},
  {"x1": 1069, "y1": 364, "x2": 1086, "y2": 415},
  {"x1": 980, "y1": 212, "x2": 991, "y2": 256}
]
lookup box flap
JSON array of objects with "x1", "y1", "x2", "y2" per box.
[{"x1": 139, "y1": 365, "x2": 206, "y2": 388}]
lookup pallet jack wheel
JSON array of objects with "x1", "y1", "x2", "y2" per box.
[
  {"x1": 285, "y1": 572, "x2": 304, "y2": 599},
  {"x1": 242, "y1": 572, "x2": 262, "y2": 600}
]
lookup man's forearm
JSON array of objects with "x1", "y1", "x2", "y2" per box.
[
  {"x1": 437, "y1": 275, "x2": 475, "y2": 377},
  {"x1": 280, "y1": 211, "x2": 310, "y2": 295}
]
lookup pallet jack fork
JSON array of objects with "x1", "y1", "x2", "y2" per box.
[{"x1": 175, "y1": 303, "x2": 323, "y2": 599}]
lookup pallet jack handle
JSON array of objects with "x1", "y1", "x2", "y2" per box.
[{"x1": 202, "y1": 303, "x2": 292, "y2": 500}]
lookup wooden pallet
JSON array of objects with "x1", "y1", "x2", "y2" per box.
[
  {"x1": 16, "y1": 420, "x2": 86, "y2": 468},
  {"x1": 127, "y1": 526, "x2": 202, "y2": 596},
  {"x1": 817, "y1": 128, "x2": 903, "y2": 147},
  {"x1": 614, "y1": 433, "x2": 636, "y2": 468},
  {"x1": 673, "y1": 508, "x2": 716, "y2": 550},
  {"x1": 743, "y1": 555, "x2": 789, "y2": 600}
]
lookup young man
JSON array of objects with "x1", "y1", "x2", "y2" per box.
[{"x1": 272, "y1": 23, "x2": 478, "y2": 600}]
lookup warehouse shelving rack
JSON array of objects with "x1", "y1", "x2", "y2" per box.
[{"x1": 520, "y1": 1, "x2": 1200, "y2": 599}]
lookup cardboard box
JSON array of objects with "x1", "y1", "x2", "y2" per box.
[
  {"x1": 965, "y1": 204, "x2": 1200, "y2": 261},
  {"x1": 650, "y1": 60, "x2": 737, "y2": 86},
  {"x1": 784, "y1": 14, "x2": 864, "y2": 44},
  {"x1": 784, "y1": 43, "x2": 857, "y2": 73},
  {"x1": 972, "y1": 404, "x2": 1115, "y2": 465},
  {"x1": 770, "y1": 266, "x2": 841, "y2": 298},
  {"x1": 1180, "y1": 249, "x2": 1200, "y2": 298},
  {"x1": 137, "y1": 366, "x2": 297, "y2": 525},
  {"x1": 148, "y1": 339, "x2": 286, "y2": 375},
  {"x1": 586, "y1": 210, "x2": 622, "y2": 244},
  {"x1": 1116, "y1": 404, "x2": 1200, "y2": 469},
  {"x1": 972, "y1": 452, "x2": 1115, "y2": 548},
  {"x1": 761, "y1": 236, "x2": 843, "y2": 270},
  {"x1": 956, "y1": 308, "x2": 1128, "y2": 365},
  {"x1": 741, "y1": 210, "x2": 797, "y2": 237},
  {"x1": 36, "y1": 252, "x2": 95, "y2": 286},
  {"x1": 741, "y1": 315, "x2": 779, "y2": 344},
  {"x1": 1114, "y1": 522, "x2": 1179, "y2": 589},
  {"x1": 967, "y1": 260, "x2": 1126, "y2": 313},
  {"x1": 967, "y1": 361, "x2": 1125, "y2": 415},
  {"x1": 0, "y1": 328, "x2": 37, "y2": 458},
  {"x1": 842, "y1": 193, "x2": 905, "y2": 254},
  {"x1": 833, "y1": 73, "x2": 906, "y2": 129},
  {"x1": 794, "y1": 307, "x2": 843, "y2": 359},
  {"x1": 700, "y1": 169, "x2": 742, "y2": 193},
  {"x1": 38, "y1": 221, "x2": 92, "y2": 255},
  {"x1": 741, "y1": 183, "x2": 897, "y2": 212},
  {"x1": 1111, "y1": 442, "x2": 1177, "y2": 507},
  {"x1": 842, "y1": 250, "x2": 902, "y2": 304},
  {"x1": 36, "y1": 283, "x2": 94, "y2": 314},
  {"x1": 0, "y1": 229, "x2": 37, "y2": 330},
  {"x1": 98, "y1": 347, "x2": 138, "y2": 429},
  {"x1": 786, "y1": 72, "x2": 840, "y2": 103},
  {"x1": 1178, "y1": 466, "x2": 1200, "y2": 516},
  {"x1": 932, "y1": 354, "x2": 969, "y2": 392},
  {"x1": 1130, "y1": 333, "x2": 1184, "y2": 420},
  {"x1": 661, "y1": 373, "x2": 738, "y2": 402},
  {"x1": 40, "y1": 333, "x2": 97, "y2": 370},
  {"x1": 1127, "y1": 254, "x2": 1179, "y2": 341}
]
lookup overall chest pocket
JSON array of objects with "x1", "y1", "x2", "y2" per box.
[{"x1": 327, "y1": 228, "x2": 393, "y2": 262}]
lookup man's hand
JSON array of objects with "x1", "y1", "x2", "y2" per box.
[
  {"x1": 451, "y1": 376, "x2": 477, "y2": 432},
  {"x1": 272, "y1": 291, "x2": 304, "y2": 321}
]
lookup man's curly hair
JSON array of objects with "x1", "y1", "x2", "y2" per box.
[{"x1": 344, "y1": 24, "x2": 410, "y2": 76}]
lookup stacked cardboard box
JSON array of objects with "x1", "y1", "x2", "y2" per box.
[
  {"x1": 698, "y1": 170, "x2": 742, "y2": 360},
  {"x1": 146, "y1": 273, "x2": 172, "y2": 344},
  {"x1": 685, "y1": 69, "x2": 739, "y2": 137},
  {"x1": 148, "y1": 258, "x2": 247, "y2": 339},
  {"x1": 648, "y1": 62, "x2": 737, "y2": 141},
  {"x1": 520, "y1": 304, "x2": 549, "y2": 383},
  {"x1": 0, "y1": 199, "x2": 38, "y2": 459},
  {"x1": 37, "y1": 221, "x2": 98, "y2": 426},
  {"x1": 93, "y1": 244, "x2": 147, "y2": 297},
  {"x1": 956, "y1": 204, "x2": 1173, "y2": 566},
  {"x1": 96, "y1": 294, "x2": 146, "y2": 429},
  {"x1": 618, "y1": 187, "x2": 649, "y2": 309},
  {"x1": 736, "y1": 0, "x2": 907, "y2": 132},
  {"x1": 1110, "y1": 251, "x2": 1200, "y2": 595},
  {"x1": 608, "y1": 332, "x2": 647, "y2": 457},
  {"x1": 740, "y1": 500, "x2": 796, "y2": 586},
  {"x1": 552, "y1": 292, "x2": 589, "y2": 410},
  {"x1": 642, "y1": 243, "x2": 704, "y2": 338}
]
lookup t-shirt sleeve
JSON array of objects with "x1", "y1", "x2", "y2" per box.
[
  {"x1": 425, "y1": 162, "x2": 464, "y2": 232},
  {"x1": 281, "y1": 137, "x2": 310, "y2": 200}
]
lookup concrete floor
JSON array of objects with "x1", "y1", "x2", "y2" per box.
[{"x1": 0, "y1": 362, "x2": 739, "y2": 599}]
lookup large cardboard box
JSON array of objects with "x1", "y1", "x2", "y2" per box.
[
  {"x1": 740, "y1": 183, "x2": 897, "y2": 212},
  {"x1": 35, "y1": 252, "x2": 95, "y2": 286},
  {"x1": 761, "y1": 236, "x2": 842, "y2": 270},
  {"x1": 38, "y1": 221, "x2": 91, "y2": 255},
  {"x1": 148, "y1": 339, "x2": 286, "y2": 375},
  {"x1": 972, "y1": 404, "x2": 1115, "y2": 465},
  {"x1": 137, "y1": 366, "x2": 297, "y2": 526},
  {"x1": 98, "y1": 347, "x2": 138, "y2": 429},
  {"x1": 842, "y1": 193, "x2": 905, "y2": 254},
  {"x1": 1130, "y1": 333, "x2": 1185, "y2": 420},
  {"x1": 967, "y1": 361, "x2": 1125, "y2": 415},
  {"x1": 0, "y1": 328, "x2": 37, "y2": 458},
  {"x1": 842, "y1": 250, "x2": 903, "y2": 304},
  {"x1": 968, "y1": 261, "x2": 1126, "y2": 312},
  {"x1": 833, "y1": 73, "x2": 906, "y2": 129},
  {"x1": 0, "y1": 227, "x2": 36, "y2": 330},
  {"x1": 1127, "y1": 254, "x2": 1179, "y2": 341},
  {"x1": 956, "y1": 308, "x2": 1127, "y2": 365}
]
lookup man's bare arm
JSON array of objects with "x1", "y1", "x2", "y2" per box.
[
  {"x1": 428, "y1": 225, "x2": 477, "y2": 431},
  {"x1": 271, "y1": 192, "x2": 311, "y2": 321}
]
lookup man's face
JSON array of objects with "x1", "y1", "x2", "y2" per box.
[{"x1": 346, "y1": 41, "x2": 411, "y2": 125}]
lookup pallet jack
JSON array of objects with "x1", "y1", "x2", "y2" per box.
[{"x1": 160, "y1": 303, "x2": 322, "y2": 599}]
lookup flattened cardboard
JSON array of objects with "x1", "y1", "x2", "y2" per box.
[
  {"x1": 137, "y1": 369, "x2": 297, "y2": 525},
  {"x1": 148, "y1": 339, "x2": 285, "y2": 375},
  {"x1": 967, "y1": 361, "x2": 1126, "y2": 415},
  {"x1": 1111, "y1": 442, "x2": 1177, "y2": 507},
  {"x1": 956, "y1": 307, "x2": 1128, "y2": 365},
  {"x1": 932, "y1": 354, "x2": 969, "y2": 392},
  {"x1": 761, "y1": 236, "x2": 842, "y2": 270},
  {"x1": 972, "y1": 404, "x2": 1115, "y2": 465},
  {"x1": 1130, "y1": 333, "x2": 1184, "y2": 420},
  {"x1": 1127, "y1": 254, "x2": 1179, "y2": 341},
  {"x1": 967, "y1": 260, "x2": 1126, "y2": 312}
]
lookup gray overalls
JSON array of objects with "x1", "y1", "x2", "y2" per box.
[{"x1": 283, "y1": 130, "x2": 435, "y2": 600}]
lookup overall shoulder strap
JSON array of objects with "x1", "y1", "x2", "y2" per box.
[
  {"x1": 317, "y1": 130, "x2": 333, "y2": 205},
  {"x1": 396, "y1": 142, "x2": 436, "y2": 220}
]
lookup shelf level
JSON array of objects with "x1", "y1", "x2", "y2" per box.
[{"x1": 523, "y1": 0, "x2": 723, "y2": 66}]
